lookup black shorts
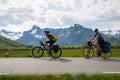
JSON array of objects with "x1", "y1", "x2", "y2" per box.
[
  {"x1": 98, "y1": 40, "x2": 104, "y2": 49},
  {"x1": 46, "y1": 40, "x2": 56, "y2": 48}
]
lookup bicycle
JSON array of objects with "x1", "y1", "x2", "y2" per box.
[
  {"x1": 82, "y1": 41, "x2": 112, "y2": 59},
  {"x1": 32, "y1": 40, "x2": 62, "y2": 58}
]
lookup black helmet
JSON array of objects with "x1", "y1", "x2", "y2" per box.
[
  {"x1": 44, "y1": 31, "x2": 49, "y2": 33},
  {"x1": 94, "y1": 28, "x2": 98, "y2": 32}
]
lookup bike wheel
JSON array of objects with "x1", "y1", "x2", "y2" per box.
[
  {"x1": 101, "y1": 50, "x2": 112, "y2": 59},
  {"x1": 82, "y1": 45, "x2": 94, "y2": 59},
  {"x1": 32, "y1": 46, "x2": 44, "y2": 58},
  {"x1": 50, "y1": 48, "x2": 62, "y2": 58}
]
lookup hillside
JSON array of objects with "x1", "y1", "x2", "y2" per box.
[{"x1": 0, "y1": 35, "x2": 25, "y2": 48}]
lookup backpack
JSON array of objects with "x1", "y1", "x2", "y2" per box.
[
  {"x1": 103, "y1": 42, "x2": 111, "y2": 53},
  {"x1": 52, "y1": 35, "x2": 57, "y2": 41},
  {"x1": 53, "y1": 45, "x2": 59, "y2": 53}
]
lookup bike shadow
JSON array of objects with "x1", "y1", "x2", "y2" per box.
[
  {"x1": 103, "y1": 58, "x2": 120, "y2": 62},
  {"x1": 41, "y1": 57, "x2": 72, "y2": 63},
  {"x1": 50, "y1": 58, "x2": 72, "y2": 63},
  {"x1": 91, "y1": 58, "x2": 120, "y2": 63}
]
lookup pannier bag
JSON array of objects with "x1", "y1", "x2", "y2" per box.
[
  {"x1": 53, "y1": 45, "x2": 59, "y2": 53},
  {"x1": 103, "y1": 42, "x2": 111, "y2": 53}
]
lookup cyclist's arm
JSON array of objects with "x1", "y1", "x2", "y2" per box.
[
  {"x1": 89, "y1": 34, "x2": 98, "y2": 42},
  {"x1": 41, "y1": 37, "x2": 48, "y2": 41},
  {"x1": 88, "y1": 35, "x2": 95, "y2": 42},
  {"x1": 91, "y1": 35, "x2": 98, "y2": 44}
]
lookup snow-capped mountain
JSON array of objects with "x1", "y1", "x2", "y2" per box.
[
  {"x1": 16, "y1": 24, "x2": 94, "y2": 46},
  {"x1": 0, "y1": 24, "x2": 120, "y2": 46},
  {"x1": 26, "y1": 25, "x2": 45, "y2": 39},
  {"x1": 101, "y1": 30, "x2": 120, "y2": 36},
  {"x1": 101, "y1": 30, "x2": 120, "y2": 45},
  {"x1": 16, "y1": 25, "x2": 45, "y2": 45},
  {"x1": 0, "y1": 30, "x2": 23, "y2": 40}
]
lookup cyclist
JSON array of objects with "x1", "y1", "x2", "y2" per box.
[
  {"x1": 88, "y1": 29, "x2": 104, "y2": 56},
  {"x1": 43, "y1": 31, "x2": 57, "y2": 51}
]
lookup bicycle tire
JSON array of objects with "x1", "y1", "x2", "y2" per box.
[
  {"x1": 50, "y1": 48, "x2": 62, "y2": 58},
  {"x1": 32, "y1": 46, "x2": 44, "y2": 58},
  {"x1": 101, "y1": 50, "x2": 112, "y2": 59},
  {"x1": 82, "y1": 45, "x2": 94, "y2": 59}
]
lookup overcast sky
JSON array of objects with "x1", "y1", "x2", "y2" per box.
[{"x1": 0, "y1": 0, "x2": 120, "y2": 32}]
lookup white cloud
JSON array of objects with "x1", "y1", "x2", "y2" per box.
[{"x1": 0, "y1": 0, "x2": 120, "y2": 32}]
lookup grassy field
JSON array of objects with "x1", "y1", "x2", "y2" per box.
[
  {"x1": 0, "y1": 48, "x2": 120, "y2": 58},
  {"x1": 0, "y1": 74, "x2": 120, "y2": 80}
]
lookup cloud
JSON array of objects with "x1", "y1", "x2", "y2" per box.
[
  {"x1": 0, "y1": 7, "x2": 34, "y2": 26},
  {"x1": 0, "y1": 0, "x2": 120, "y2": 32},
  {"x1": 0, "y1": 0, "x2": 9, "y2": 4}
]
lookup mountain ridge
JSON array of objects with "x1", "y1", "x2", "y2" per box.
[{"x1": 0, "y1": 24, "x2": 120, "y2": 46}]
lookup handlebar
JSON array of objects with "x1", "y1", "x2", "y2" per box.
[
  {"x1": 87, "y1": 41, "x2": 95, "y2": 46},
  {"x1": 39, "y1": 40, "x2": 44, "y2": 45}
]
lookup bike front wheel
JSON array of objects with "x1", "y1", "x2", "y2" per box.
[
  {"x1": 32, "y1": 46, "x2": 44, "y2": 58},
  {"x1": 101, "y1": 50, "x2": 112, "y2": 59},
  {"x1": 50, "y1": 48, "x2": 62, "y2": 58},
  {"x1": 82, "y1": 45, "x2": 94, "y2": 59}
]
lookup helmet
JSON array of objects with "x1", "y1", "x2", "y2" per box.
[
  {"x1": 94, "y1": 28, "x2": 98, "y2": 32},
  {"x1": 44, "y1": 31, "x2": 49, "y2": 33}
]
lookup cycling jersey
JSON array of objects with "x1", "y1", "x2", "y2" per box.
[
  {"x1": 94, "y1": 33, "x2": 104, "y2": 41},
  {"x1": 94, "y1": 33, "x2": 104, "y2": 49},
  {"x1": 47, "y1": 34, "x2": 57, "y2": 41}
]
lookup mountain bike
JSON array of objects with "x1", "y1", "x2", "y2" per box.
[
  {"x1": 32, "y1": 40, "x2": 62, "y2": 58},
  {"x1": 82, "y1": 41, "x2": 112, "y2": 59}
]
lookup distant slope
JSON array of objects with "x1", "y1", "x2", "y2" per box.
[{"x1": 0, "y1": 35, "x2": 25, "y2": 48}]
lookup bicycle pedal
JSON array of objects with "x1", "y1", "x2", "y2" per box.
[
  {"x1": 86, "y1": 55, "x2": 90, "y2": 57},
  {"x1": 87, "y1": 52, "x2": 90, "y2": 53}
]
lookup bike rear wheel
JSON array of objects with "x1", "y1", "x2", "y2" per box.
[
  {"x1": 32, "y1": 46, "x2": 44, "y2": 58},
  {"x1": 82, "y1": 45, "x2": 94, "y2": 59},
  {"x1": 101, "y1": 50, "x2": 112, "y2": 59},
  {"x1": 50, "y1": 48, "x2": 62, "y2": 58}
]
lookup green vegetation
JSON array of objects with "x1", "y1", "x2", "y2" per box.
[
  {"x1": 0, "y1": 74, "x2": 120, "y2": 80},
  {"x1": 0, "y1": 34, "x2": 120, "y2": 58},
  {"x1": 0, "y1": 48, "x2": 32, "y2": 57},
  {"x1": 0, "y1": 35, "x2": 25, "y2": 48},
  {"x1": 111, "y1": 48, "x2": 120, "y2": 58},
  {"x1": 0, "y1": 48, "x2": 120, "y2": 58}
]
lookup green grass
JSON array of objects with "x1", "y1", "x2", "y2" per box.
[
  {"x1": 111, "y1": 48, "x2": 120, "y2": 58},
  {"x1": 0, "y1": 50, "x2": 32, "y2": 57},
  {"x1": 0, "y1": 48, "x2": 120, "y2": 58},
  {"x1": 62, "y1": 49, "x2": 82, "y2": 57},
  {"x1": 0, "y1": 74, "x2": 120, "y2": 80}
]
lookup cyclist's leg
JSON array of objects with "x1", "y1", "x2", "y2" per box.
[
  {"x1": 97, "y1": 42, "x2": 101, "y2": 57},
  {"x1": 99, "y1": 40, "x2": 104, "y2": 49},
  {"x1": 48, "y1": 40, "x2": 56, "y2": 54},
  {"x1": 45, "y1": 41, "x2": 51, "y2": 50},
  {"x1": 97, "y1": 40, "x2": 104, "y2": 56},
  {"x1": 49, "y1": 40, "x2": 56, "y2": 49}
]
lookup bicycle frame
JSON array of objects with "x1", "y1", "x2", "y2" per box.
[
  {"x1": 39, "y1": 41, "x2": 47, "y2": 51},
  {"x1": 82, "y1": 41, "x2": 112, "y2": 59},
  {"x1": 32, "y1": 40, "x2": 62, "y2": 58},
  {"x1": 88, "y1": 42, "x2": 98, "y2": 51}
]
